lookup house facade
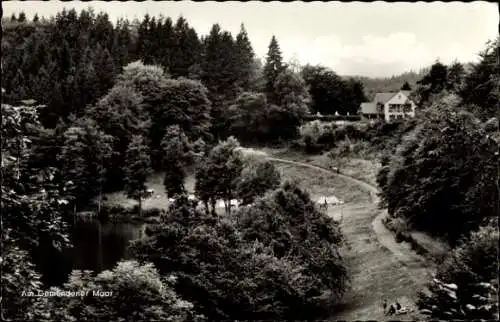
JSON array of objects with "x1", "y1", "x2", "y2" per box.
[{"x1": 360, "y1": 90, "x2": 416, "y2": 122}]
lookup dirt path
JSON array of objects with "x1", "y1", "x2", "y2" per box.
[
  {"x1": 262, "y1": 154, "x2": 434, "y2": 320},
  {"x1": 267, "y1": 156, "x2": 429, "y2": 269}
]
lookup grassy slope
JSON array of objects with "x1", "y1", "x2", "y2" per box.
[
  {"x1": 264, "y1": 146, "x2": 449, "y2": 259},
  {"x1": 269, "y1": 156, "x2": 425, "y2": 320},
  {"x1": 276, "y1": 163, "x2": 371, "y2": 203},
  {"x1": 102, "y1": 173, "x2": 196, "y2": 210},
  {"x1": 102, "y1": 146, "x2": 443, "y2": 320},
  {"x1": 333, "y1": 203, "x2": 428, "y2": 321},
  {"x1": 260, "y1": 146, "x2": 380, "y2": 186},
  {"x1": 265, "y1": 148, "x2": 437, "y2": 320}
]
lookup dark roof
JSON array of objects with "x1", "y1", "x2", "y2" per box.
[
  {"x1": 360, "y1": 102, "x2": 377, "y2": 114},
  {"x1": 374, "y1": 92, "x2": 397, "y2": 104},
  {"x1": 360, "y1": 91, "x2": 415, "y2": 113},
  {"x1": 401, "y1": 90, "x2": 411, "y2": 97}
]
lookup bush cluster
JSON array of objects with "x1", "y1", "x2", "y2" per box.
[
  {"x1": 130, "y1": 182, "x2": 347, "y2": 320},
  {"x1": 376, "y1": 102, "x2": 498, "y2": 245},
  {"x1": 98, "y1": 205, "x2": 166, "y2": 223},
  {"x1": 297, "y1": 119, "x2": 417, "y2": 155}
]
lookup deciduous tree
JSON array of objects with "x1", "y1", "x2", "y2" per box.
[
  {"x1": 380, "y1": 101, "x2": 499, "y2": 244},
  {"x1": 123, "y1": 135, "x2": 152, "y2": 216},
  {"x1": 194, "y1": 137, "x2": 243, "y2": 214},
  {"x1": 87, "y1": 84, "x2": 149, "y2": 190},
  {"x1": 161, "y1": 125, "x2": 192, "y2": 198},
  {"x1": 47, "y1": 261, "x2": 204, "y2": 321},
  {"x1": 460, "y1": 38, "x2": 499, "y2": 120},
  {"x1": 236, "y1": 158, "x2": 281, "y2": 205},
  {"x1": 227, "y1": 92, "x2": 269, "y2": 143}
]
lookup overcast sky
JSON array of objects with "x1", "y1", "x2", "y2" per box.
[{"x1": 4, "y1": 1, "x2": 498, "y2": 77}]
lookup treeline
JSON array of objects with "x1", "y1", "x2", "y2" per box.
[
  {"x1": 2, "y1": 10, "x2": 367, "y2": 130},
  {"x1": 374, "y1": 39, "x2": 499, "y2": 320},
  {"x1": 1, "y1": 8, "x2": 370, "y2": 199},
  {"x1": 351, "y1": 70, "x2": 427, "y2": 100},
  {"x1": 291, "y1": 38, "x2": 500, "y2": 320},
  {"x1": 2, "y1": 9, "x2": 352, "y2": 321},
  {"x1": 2, "y1": 101, "x2": 349, "y2": 321}
]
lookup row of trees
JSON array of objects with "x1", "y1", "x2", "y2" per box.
[
  {"x1": 376, "y1": 39, "x2": 499, "y2": 245},
  {"x1": 411, "y1": 41, "x2": 499, "y2": 122},
  {"x1": 1, "y1": 9, "x2": 354, "y2": 320},
  {"x1": 374, "y1": 39, "x2": 499, "y2": 320},
  {"x1": 130, "y1": 181, "x2": 347, "y2": 321},
  {"x1": 1, "y1": 98, "x2": 349, "y2": 320},
  {"x1": 3, "y1": 9, "x2": 369, "y2": 132}
]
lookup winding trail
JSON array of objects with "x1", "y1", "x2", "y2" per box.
[
  {"x1": 250, "y1": 150, "x2": 436, "y2": 320},
  {"x1": 266, "y1": 156, "x2": 429, "y2": 269}
]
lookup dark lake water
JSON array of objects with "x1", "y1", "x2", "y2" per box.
[{"x1": 37, "y1": 220, "x2": 146, "y2": 286}]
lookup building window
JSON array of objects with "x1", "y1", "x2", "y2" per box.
[
  {"x1": 396, "y1": 115, "x2": 403, "y2": 120},
  {"x1": 389, "y1": 104, "x2": 405, "y2": 113},
  {"x1": 403, "y1": 103, "x2": 412, "y2": 113},
  {"x1": 389, "y1": 115, "x2": 396, "y2": 121}
]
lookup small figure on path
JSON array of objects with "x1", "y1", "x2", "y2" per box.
[
  {"x1": 382, "y1": 299, "x2": 388, "y2": 312},
  {"x1": 387, "y1": 303, "x2": 396, "y2": 316},
  {"x1": 319, "y1": 199, "x2": 328, "y2": 212}
]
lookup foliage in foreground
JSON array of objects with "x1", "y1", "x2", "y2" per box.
[
  {"x1": 1, "y1": 103, "x2": 72, "y2": 320},
  {"x1": 1, "y1": 246, "x2": 50, "y2": 321},
  {"x1": 45, "y1": 261, "x2": 204, "y2": 322},
  {"x1": 235, "y1": 182, "x2": 348, "y2": 300},
  {"x1": 417, "y1": 225, "x2": 499, "y2": 320},
  {"x1": 377, "y1": 99, "x2": 498, "y2": 244},
  {"x1": 131, "y1": 183, "x2": 347, "y2": 320}
]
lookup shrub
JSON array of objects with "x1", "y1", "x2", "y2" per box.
[
  {"x1": 379, "y1": 105, "x2": 498, "y2": 245},
  {"x1": 235, "y1": 182, "x2": 348, "y2": 303},
  {"x1": 236, "y1": 158, "x2": 281, "y2": 205},
  {"x1": 130, "y1": 186, "x2": 348, "y2": 320},
  {"x1": 316, "y1": 130, "x2": 336, "y2": 149},
  {"x1": 417, "y1": 224, "x2": 499, "y2": 320},
  {"x1": 99, "y1": 205, "x2": 166, "y2": 223},
  {"x1": 1, "y1": 245, "x2": 51, "y2": 321},
  {"x1": 436, "y1": 225, "x2": 499, "y2": 300},
  {"x1": 418, "y1": 278, "x2": 498, "y2": 320},
  {"x1": 46, "y1": 260, "x2": 203, "y2": 322}
]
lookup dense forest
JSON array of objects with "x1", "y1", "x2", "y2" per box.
[{"x1": 2, "y1": 8, "x2": 499, "y2": 322}]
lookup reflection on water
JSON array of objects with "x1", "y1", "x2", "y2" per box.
[{"x1": 38, "y1": 220, "x2": 146, "y2": 286}]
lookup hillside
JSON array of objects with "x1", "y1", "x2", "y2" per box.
[
  {"x1": 347, "y1": 62, "x2": 475, "y2": 100},
  {"x1": 344, "y1": 70, "x2": 428, "y2": 100}
]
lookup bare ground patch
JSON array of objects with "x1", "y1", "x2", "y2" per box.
[
  {"x1": 103, "y1": 172, "x2": 196, "y2": 210},
  {"x1": 275, "y1": 163, "x2": 371, "y2": 204}
]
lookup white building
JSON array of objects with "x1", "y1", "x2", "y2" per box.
[{"x1": 360, "y1": 90, "x2": 417, "y2": 122}]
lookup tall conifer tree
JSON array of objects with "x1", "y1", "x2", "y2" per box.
[
  {"x1": 264, "y1": 36, "x2": 286, "y2": 104},
  {"x1": 234, "y1": 24, "x2": 255, "y2": 92}
]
